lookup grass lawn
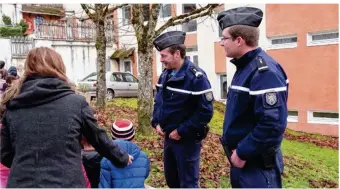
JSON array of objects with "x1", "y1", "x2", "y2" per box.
[{"x1": 103, "y1": 98, "x2": 338, "y2": 188}]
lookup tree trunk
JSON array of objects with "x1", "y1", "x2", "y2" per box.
[
  {"x1": 136, "y1": 46, "x2": 154, "y2": 135},
  {"x1": 95, "y1": 19, "x2": 107, "y2": 108}
]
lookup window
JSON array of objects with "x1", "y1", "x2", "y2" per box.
[
  {"x1": 122, "y1": 6, "x2": 131, "y2": 26},
  {"x1": 268, "y1": 35, "x2": 298, "y2": 50},
  {"x1": 186, "y1": 54, "x2": 198, "y2": 66},
  {"x1": 183, "y1": 20, "x2": 197, "y2": 32},
  {"x1": 159, "y1": 4, "x2": 171, "y2": 18},
  {"x1": 143, "y1": 4, "x2": 150, "y2": 21},
  {"x1": 272, "y1": 37, "x2": 297, "y2": 45},
  {"x1": 182, "y1": 4, "x2": 197, "y2": 32},
  {"x1": 123, "y1": 73, "x2": 138, "y2": 82},
  {"x1": 183, "y1": 4, "x2": 196, "y2": 13},
  {"x1": 193, "y1": 55, "x2": 198, "y2": 66},
  {"x1": 287, "y1": 110, "x2": 298, "y2": 122},
  {"x1": 105, "y1": 58, "x2": 111, "y2": 71},
  {"x1": 186, "y1": 45, "x2": 198, "y2": 52},
  {"x1": 220, "y1": 74, "x2": 227, "y2": 99},
  {"x1": 124, "y1": 61, "x2": 131, "y2": 73},
  {"x1": 308, "y1": 111, "x2": 339, "y2": 125},
  {"x1": 307, "y1": 30, "x2": 339, "y2": 46},
  {"x1": 111, "y1": 73, "x2": 124, "y2": 82}
]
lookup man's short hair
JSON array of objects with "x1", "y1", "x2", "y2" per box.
[
  {"x1": 167, "y1": 44, "x2": 186, "y2": 59},
  {"x1": 228, "y1": 25, "x2": 259, "y2": 47}
]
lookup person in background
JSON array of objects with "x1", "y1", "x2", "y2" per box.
[
  {"x1": 0, "y1": 60, "x2": 5, "y2": 69},
  {"x1": 0, "y1": 69, "x2": 8, "y2": 96},
  {"x1": 8, "y1": 66, "x2": 19, "y2": 79},
  {"x1": 82, "y1": 136, "x2": 103, "y2": 188}
]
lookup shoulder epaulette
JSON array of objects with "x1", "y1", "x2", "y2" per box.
[
  {"x1": 189, "y1": 66, "x2": 203, "y2": 78},
  {"x1": 256, "y1": 57, "x2": 269, "y2": 72}
]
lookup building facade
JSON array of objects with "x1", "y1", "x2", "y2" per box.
[{"x1": 115, "y1": 4, "x2": 339, "y2": 136}]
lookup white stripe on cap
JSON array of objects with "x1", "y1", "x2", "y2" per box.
[{"x1": 111, "y1": 130, "x2": 135, "y2": 141}]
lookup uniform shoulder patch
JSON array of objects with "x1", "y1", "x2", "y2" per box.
[
  {"x1": 189, "y1": 66, "x2": 203, "y2": 78},
  {"x1": 257, "y1": 57, "x2": 269, "y2": 72},
  {"x1": 205, "y1": 91, "x2": 214, "y2": 102},
  {"x1": 265, "y1": 92, "x2": 277, "y2": 106}
]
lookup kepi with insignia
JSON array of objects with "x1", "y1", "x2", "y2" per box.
[{"x1": 153, "y1": 31, "x2": 186, "y2": 51}]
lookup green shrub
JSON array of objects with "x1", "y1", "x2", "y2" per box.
[
  {"x1": 17, "y1": 19, "x2": 29, "y2": 34},
  {"x1": 0, "y1": 26, "x2": 24, "y2": 37},
  {"x1": 2, "y1": 15, "x2": 12, "y2": 25}
]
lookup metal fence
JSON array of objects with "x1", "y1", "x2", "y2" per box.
[
  {"x1": 10, "y1": 36, "x2": 34, "y2": 57},
  {"x1": 34, "y1": 21, "x2": 114, "y2": 43}
]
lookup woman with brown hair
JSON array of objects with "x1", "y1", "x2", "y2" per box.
[{"x1": 0, "y1": 47, "x2": 133, "y2": 188}]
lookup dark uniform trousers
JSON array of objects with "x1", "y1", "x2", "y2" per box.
[
  {"x1": 163, "y1": 135, "x2": 201, "y2": 188},
  {"x1": 230, "y1": 149, "x2": 284, "y2": 188}
]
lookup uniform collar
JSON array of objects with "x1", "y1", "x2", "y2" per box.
[
  {"x1": 230, "y1": 47, "x2": 262, "y2": 68},
  {"x1": 165, "y1": 58, "x2": 189, "y2": 82}
]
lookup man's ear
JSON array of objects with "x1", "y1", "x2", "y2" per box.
[
  {"x1": 176, "y1": 50, "x2": 181, "y2": 59},
  {"x1": 236, "y1": 36, "x2": 245, "y2": 47}
]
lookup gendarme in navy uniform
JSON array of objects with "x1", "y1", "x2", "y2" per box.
[
  {"x1": 151, "y1": 31, "x2": 214, "y2": 188},
  {"x1": 218, "y1": 7, "x2": 289, "y2": 188}
]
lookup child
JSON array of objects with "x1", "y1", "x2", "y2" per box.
[
  {"x1": 99, "y1": 119, "x2": 150, "y2": 188},
  {"x1": 82, "y1": 136, "x2": 103, "y2": 188}
]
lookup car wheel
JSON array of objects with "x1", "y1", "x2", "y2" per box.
[{"x1": 106, "y1": 89, "x2": 114, "y2": 100}]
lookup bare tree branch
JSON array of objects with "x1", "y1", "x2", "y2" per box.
[
  {"x1": 103, "y1": 3, "x2": 128, "y2": 16},
  {"x1": 86, "y1": 4, "x2": 96, "y2": 11},
  {"x1": 81, "y1": 4, "x2": 129, "y2": 22},
  {"x1": 155, "y1": 4, "x2": 220, "y2": 37},
  {"x1": 102, "y1": 4, "x2": 110, "y2": 17},
  {"x1": 132, "y1": 4, "x2": 145, "y2": 41},
  {"x1": 146, "y1": 4, "x2": 161, "y2": 33},
  {"x1": 81, "y1": 4, "x2": 96, "y2": 21},
  {"x1": 94, "y1": 4, "x2": 102, "y2": 21}
]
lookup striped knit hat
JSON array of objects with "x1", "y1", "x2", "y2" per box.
[{"x1": 111, "y1": 119, "x2": 135, "y2": 141}]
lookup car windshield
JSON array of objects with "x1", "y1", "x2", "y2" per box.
[
  {"x1": 81, "y1": 72, "x2": 97, "y2": 81},
  {"x1": 86, "y1": 75, "x2": 97, "y2": 81}
]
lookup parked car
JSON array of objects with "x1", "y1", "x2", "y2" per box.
[{"x1": 78, "y1": 71, "x2": 155, "y2": 100}]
